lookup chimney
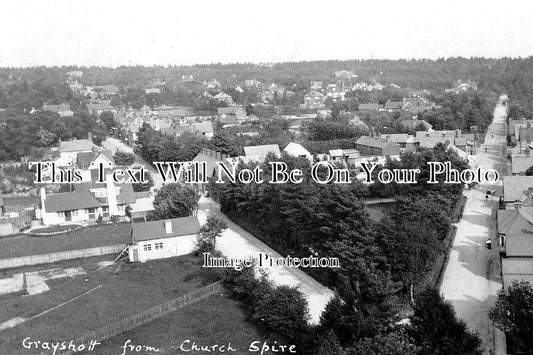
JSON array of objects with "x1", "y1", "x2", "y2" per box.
[
  {"x1": 165, "y1": 220, "x2": 172, "y2": 234},
  {"x1": 221, "y1": 154, "x2": 227, "y2": 159},
  {"x1": 456, "y1": 129, "x2": 461, "y2": 138},
  {"x1": 202, "y1": 148, "x2": 207, "y2": 155},
  {"x1": 216, "y1": 152, "x2": 221, "y2": 159}
]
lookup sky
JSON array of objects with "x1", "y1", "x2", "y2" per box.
[{"x1": 0, "y1": 0, "x2": 532, "y2": 67}]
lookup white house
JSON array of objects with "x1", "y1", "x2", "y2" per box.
[
  {"x1": 284, "y1": 142, "x2": 313, "y2": 161},
  {"x1": 39, "y1": 169, "x2": 135, "y2": 225},
  {"x1": 128, "y1": 216, "x2": 201, "y2": 262},
  {"x1": 57, "y1": 139, "x2": 98, "y2": 167}
]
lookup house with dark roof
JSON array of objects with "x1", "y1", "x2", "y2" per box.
[
  {"x1": 354, "y1": 136, "x2": 400, "y2": 156},
  {"x1": 87, "y1": 102, "x2": 117, "y2": 117},
  {"x1": 399, "y1": 119, "x2": 432, "y2": 131},
  {"x1": 128, "y1": 216, "x2": 201, "y2": 262},
  {"x1": 42, "y1": 103, "x2": 74, "y2": 117},
  {"x1": 303, "y1": 91, "x2": 326, "y2": 108},
  {"x1": 39, "y1": 168, "x2": 135, "y2": 225},
  {"x1": 217, "y1": 107, "x2": 246, "y2": 126}
]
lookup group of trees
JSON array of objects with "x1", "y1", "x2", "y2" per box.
[{"x1": 205, "y1": 143, "x2": 473, "y2": 352}]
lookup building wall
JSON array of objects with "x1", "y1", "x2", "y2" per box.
[{"x1": 128, "y1": 233, "x2": 198, "y2": 262}]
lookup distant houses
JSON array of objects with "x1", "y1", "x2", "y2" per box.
[
  {"x1": 354, "y1": 136, "x2": 400, "y2": 156},
  {"x1": 42, "y1": 103, "x2": 74, "y2": 117}
]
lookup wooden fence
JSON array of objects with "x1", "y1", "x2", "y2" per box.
[{"x1": 54, "y1": 281, "x2": 222, "y2": 355}]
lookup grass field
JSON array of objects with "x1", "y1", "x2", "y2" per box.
[
  {"x1": 97, "y1": 293, "x2": 276, "y2": 355},
  {"x1": 0, "y1": 254, "x2": 223, "y2": 354},
  {"x1": 0, "y1": 223, "x2": 130, "y2": 258}
]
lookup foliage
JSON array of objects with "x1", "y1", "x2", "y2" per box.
[
  {"x1": 489, "y1": 280, "x2": 533, "y2": 353},
  {"x1": 409, "y1": 288, "x2": 482, "y2": 355},
  {"x1": 150, "y1": 183, "x2": 199, "y2": 220},
  {"x1": 113, "y1": 151, "x2": 136, "y2": 166},
  {"x1": 347, "y1": 331, "x2": 420, "y2": 355},
  {"x1": 131, "y1": 168, "x2": 154, "y2": 192},
  {"x1": 198, "y1": 214, "x2": 228, "y2": 249}
]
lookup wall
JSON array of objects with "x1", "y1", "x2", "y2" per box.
[{"x1": 0, "y1": 244, "x2": 126, "y2": 270}]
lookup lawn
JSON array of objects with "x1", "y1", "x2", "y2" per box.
[
  {"x1": 97, "y1": 293, "x2": 276, "y2": 355},
  {"x1": 0, "y1": 223, "x2": 130, "y2": 258},
  {"x1": 0, "y1": 254, "x2": 224, "y2": 354}
]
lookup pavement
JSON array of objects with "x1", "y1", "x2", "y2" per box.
[
  {"x1": 196, "y1": 196, "x2": 334, "y2": 325},
  {"x1": 440, "y1": 95, "x2": 508, "y2": 355}
]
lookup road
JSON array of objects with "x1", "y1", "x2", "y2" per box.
[
  {"x1": 102, "y1": 137, "x2": 165, "y2": 193},
  {"x1": 196, "y1": 196, "x2": 334, "y2": 324},
  {"x1": 440, "y1": 95, "x2": 508, "y2": 354}
]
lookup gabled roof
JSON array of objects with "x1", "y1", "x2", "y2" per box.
[
  {"x1": 214, "y1": 92, "x2": 232, "y2": 99},
  {"x1": 77, "y1": 150, "x2": 115, "y2": 168},
  {"x1": 305, "y1": 90, "x2": 324, "y2": 98},
  {"x1": 244, "y1": 144, "x2": 280, "y2": 158},
  {"x1": 284, "y1": 143, "x2": 311, "y2": 157},
  {"x1": 132, "y1": 216, "x2": 201, "y2": 242},
  {"x1": 59, "y1": 139, "x2": 97, "y2": 153},
  {"x1": 380, "y1": 134, "x2": 409, "y2": 143}
]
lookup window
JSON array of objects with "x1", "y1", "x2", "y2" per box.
[
  {"x1": 57, "y1": 211, "x2": 65, "y2": 218},
  {"x1": 102, "y1": 207, "x2": 109, "y2": 218},
  {"x1": 143, "y1": 244, "x2": 152, "y2": 251},
  {"x1": 87, "y1": 208, "x2": 96, "y2": 219},
  {"x1": 155, "y1": 242, "x2": 163, "y2": 250}
]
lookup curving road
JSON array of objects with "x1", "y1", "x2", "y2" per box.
[{"x1": 440, "y1": 95, "x2": 508, "y2": 354}]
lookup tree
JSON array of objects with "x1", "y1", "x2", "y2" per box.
[
  {"x1": 91, "y1": 122, "x2": 108, "y2": 146},
  {"x1": 526, "y1": 165, "x2": 533, "y2": 176},
  {"x1": 489, "y1": 280, "x2": 533, "y2": 353},
  {"x1": 151, "y1": 183, "x2": 200, "y2": 220},
  {"x1": 199, "y1": 215, "x2": 228, "y2": 249},
  {"x1": 99, "y1": 111, "x2": 115, "y2": 131},
  {"x1": 410, "y1": 288, "x2": 482, "y2": 355},
  {"x1": 113, "y1": 151, "x2": 136, "y2": 166},
  {"x1": 347, "y1": 331, "x2": 420, "y2": 355}
]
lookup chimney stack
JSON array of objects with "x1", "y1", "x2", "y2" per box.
[
  {"x1": 216, "y1": 152, "x2": 221, "y2": 159},
  {"x1": 165, "y1": 220, "x2": 172, "y2": 234}
]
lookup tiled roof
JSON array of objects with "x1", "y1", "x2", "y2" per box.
[
  {"x1": 355, "y1": 136, "x2": 395, "y2": 149},
  {"x1": 217, "y1": 107, "x2": 244, "y2": 115},
  {"x1": 384, "y1": 101, "x2": 403, "y2": 110},
  {"x1": 132, "y1": 216, "x2": 201, "y2": 242},
  {"x1": 77, "y1": 150, "x2": 115, "y2": 168}
]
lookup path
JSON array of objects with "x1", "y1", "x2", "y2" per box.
[{"x1": 197, "y1": 196, "x2": 334, "y2": 324}]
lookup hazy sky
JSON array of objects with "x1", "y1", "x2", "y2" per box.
[{"x1": 0, "y1": 0, "x2": 532, "y2": 67}]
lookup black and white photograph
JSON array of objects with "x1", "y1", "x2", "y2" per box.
[{"x1": 0, "y1": 0, "x2": 532, "y2": 354}]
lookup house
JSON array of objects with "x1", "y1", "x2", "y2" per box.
[
  {"x1": 243, "y1": 144, "x2": 280, "y2": 161},
  {"x1": 39, "y1": 169, "x2": 135, "y2": 225},
  {"x1": 57, "y1": 139, "x2": 98, "y2": 167},
  {"x1": 128, "y1": 216, "x2": 201, "y2": 263},
  {"x1": 503, "y1": 176, "x2": 533, "y2": 207},
  {"x1": 170, "y1": 122, "x2": 215, "y2": 140},
  {"x1": 511, "y1": 155, "x2": 533, "y2": 175},
  {"x1": 145, "y1": 88, "x2": 161, "y2": 94},
  {"x1": 497, "y1": 207, "x2": 533, "y2": 286},
  {"x1": 310, "y1": 81, "x2": 323, "y2": 91},
  {"x1": 214, "y1": 92, "x2": 234, "y2": 106},
  {"x1": 380, "y1": 134, "x2": 417, "y2": 151},
  {"x1": 358, "y1": 103, "x2": 379, "y2": 111},
  {"x1": 182, "y1": 75, "x2": 194, "y2": 82},
  {"x1": 42, "y1": 103, "x2": 74, "y2": 117},
  {"x1": 76, "y1": 149, "x2": 115, "y2": 170},
  {"x1": 384, "y1": 101, "x2": 403, "y2": 111},
  {"x1": 217, "y1": 107, "x2": 247, "y2": 125},
  {"x1": 354, "y1": 136, "x2": 400, "y2": 156},
  {"x1": 303, "y1": 91, "x2": 326, "y2": 107},
  {"x1": 284, "y1": 143, "x2": 312, "y2": 161},
  {"x1": 245, "y1": 79, "x2": 262, "y2": 88},
  {"x1": 328, "y1": 149, "x2": 361, "y2": 166},
  {"x1": 87, "y1": 102, "x2": 117, "y2": 117}
]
